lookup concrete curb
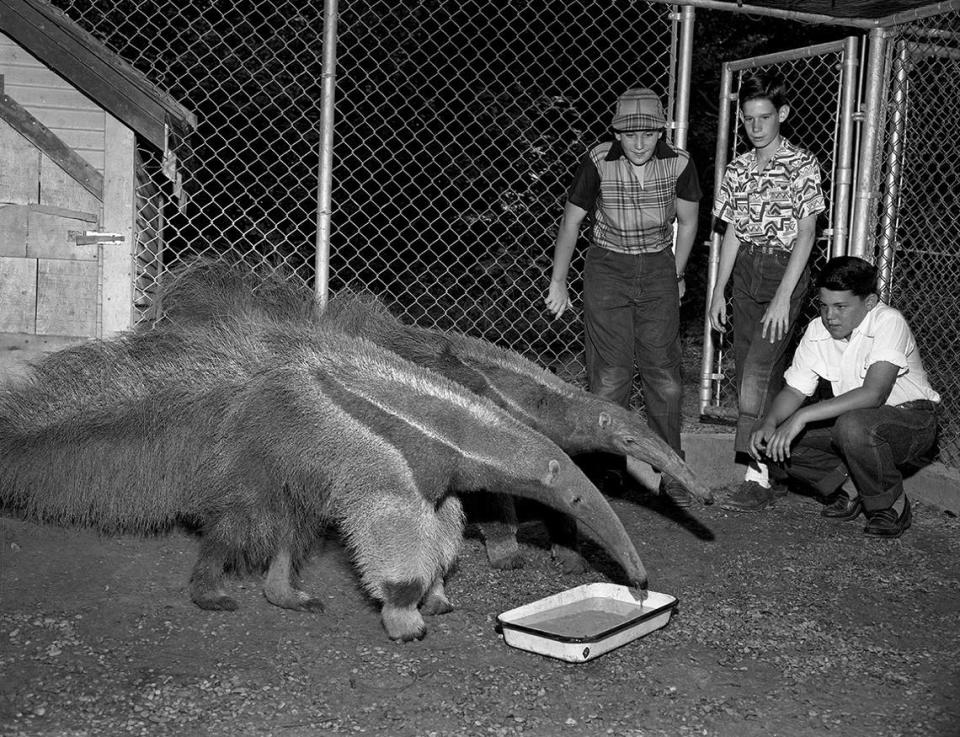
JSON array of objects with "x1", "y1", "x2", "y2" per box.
[{"x1": 682, "y1": 431, "x2": 960, "y2": 515}]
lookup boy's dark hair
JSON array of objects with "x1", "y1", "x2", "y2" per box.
[
  {"x1": 816, "y1": 256, "x2": 879, "y2": 297},
  {"x1": 738, "y1": 70, "x2": 788, "y2": 110}
]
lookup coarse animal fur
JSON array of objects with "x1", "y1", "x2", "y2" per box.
[
  {"x1": 146, "y1": 260, "x2": 713, "y2": 570},
  {"x1": 0, "y1": 323, "x2": 646, "y2": 641}
]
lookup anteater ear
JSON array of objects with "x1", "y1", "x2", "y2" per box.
[
  {"x1": 597, "y1": 411, "x2": 612, "y2": 429},
  {"x1": 544, "y1": 459, "x2": 561, "y2": 485}
]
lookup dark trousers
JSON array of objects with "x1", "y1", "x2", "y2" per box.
[
  {"x1": 731, "y1": 245, "x2": 809, "y2": 455},
  {"x1": 780, "y1": 402, "x2": 938, "y2": 512},
  {"x1": 582, "y1": 246, "x2": 682, "y2": 455}
]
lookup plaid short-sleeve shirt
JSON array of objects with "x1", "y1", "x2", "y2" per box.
[
  {"x1": 713, "y1": 138, "x2": 826, "y2": 252},
  {"x1": 566, "y1": 138, "x2": 702, "y2": 255}
]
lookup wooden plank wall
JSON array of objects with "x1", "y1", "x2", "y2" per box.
[
  {"x1": 0, "y1": 32, "x2": 106, "y2": 179},
  {"x1": 0, "y1": 30, "x2": 108, "y2": 360}
]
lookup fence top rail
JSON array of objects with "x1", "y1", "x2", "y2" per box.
[
  {"x1": 644, "y1": 0, "x2": 960, "y2": 29},
  {"x1": 722, "y1": 40, "x2": 852, "y2": 72}
]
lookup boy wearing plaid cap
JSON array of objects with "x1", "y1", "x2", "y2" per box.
[
  {"x1": 545, "y1": 87, "x2": 702, "y2": 506},
  {"x1": 708, "y1": 70, "x2": 826, "y2": 512}
]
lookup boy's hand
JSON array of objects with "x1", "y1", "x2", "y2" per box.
[
  {"x1": 762, "y1": 413, "x2": 807, "y2": 462},
  {"x1": 761, "y1": 295, "x2": 791, "y2": 343},
  {"x1": 748, "y1": 422, "x2": 775, "y2": 461},
  {"x1": 708, "y1": 290, "x2": 727, "y2": 332},
  {"x1": 545, "y1": 280, "x2": 571, "y2": 319}
]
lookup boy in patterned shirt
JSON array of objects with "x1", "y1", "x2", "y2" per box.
[
  {"x1": 545, "y1": 88, "x2": 701, "y2": 506},
  {"x1": 708, "y1": 70, "x2": 826, "y2": 511}
]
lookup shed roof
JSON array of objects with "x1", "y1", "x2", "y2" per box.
[
  {"x1": 0, "y1": 0, "x2": 196, "y2": 150},
  {"x1": 653, "y1": 0, "x2": 960, "y2": 27}
]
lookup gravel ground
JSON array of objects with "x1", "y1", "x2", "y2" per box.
[{"x1": 2, "y1": 479, "x2": 958, "y2": 737}]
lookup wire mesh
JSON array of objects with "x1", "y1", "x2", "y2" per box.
[
  {"x1": 700, "y1": 46, "x2": 847, "y2": 423},
  {"x1": 51, "y1": 0, "x2": 678, "y2": 391},
  {"x1": 45, "y1": 0, "x2": 960, "y2": 470},
  {"x1": 873, "y1": 10, "x2": 960, "y2": 467},
  {"x1": 54, "y1": 0, "x2": 334, "y2": 287},
  {"x1": 331, "y1": 0, "x2": 679, "y2": 385}
]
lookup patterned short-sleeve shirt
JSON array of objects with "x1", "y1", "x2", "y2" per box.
[
  {"x1": 566, "y1": 138, "x2": 702, "y2": 255},
  {"x1": 713, "y1": 138, "x2": 826, "y2": 252}
]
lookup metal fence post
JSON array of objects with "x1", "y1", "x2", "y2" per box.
[
  {"x1": 315, "y1": 0, "x2": 340, "y2": 310},
  {"x1": 849, "y1": 27, "x2": 889, "y2": 260}
]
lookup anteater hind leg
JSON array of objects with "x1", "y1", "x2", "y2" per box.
[
  {"x1": 263, "y1": 548, "x2": 325, "y2": 613},
  {"x1": 189, "y1": 537, "x2": 239, "y2": 611}
]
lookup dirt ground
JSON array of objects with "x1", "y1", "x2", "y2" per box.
[{"x1": 2, "y1": 473, "x2": 958, "y2": 737}]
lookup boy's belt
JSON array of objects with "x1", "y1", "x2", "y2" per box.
[
  {"x1": 896, "y1": 399, "x2": 938, "y2": 412},
  {"x1": 743, "y1": 241, "x2": 789, "y2": 255}
]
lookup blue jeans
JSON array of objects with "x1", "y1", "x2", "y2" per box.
[
  {"x1": 731, "y1": 245, "x2": 809, "y2": 454},
  {"x1": 582, "y1": 246, "x2": 682, "y2": 454},
  {"x1": 780, "y1": 401, "x2": 938, "y2": 511}
]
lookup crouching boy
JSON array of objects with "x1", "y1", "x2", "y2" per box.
[{"x1": 748, "y1": 256, "x2": 940, "y2": 537}]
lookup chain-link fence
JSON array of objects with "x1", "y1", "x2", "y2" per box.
[
  {"x1": 872, "y1": 9, "x2": 960, "y2": 467},
  {"x1": 331, "y1": 0, "x2": 681, "y2": 384},
  {"x1": 44, "y1": 0, "x2": 960, "y2": 470},
  {"x1": 699, "y1": 41, "x2": 853, "y2": 423},
  {"x1": 52, "y1": 0, "x2": 680, "y2": 389}
]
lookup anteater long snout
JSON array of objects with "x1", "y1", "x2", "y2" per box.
[
  {"x1": 606, "y1": 411, "x2": 713, "y2": 504},
  {"x1": 510, "y1": 459, "x2": 648, "y2": 589}
]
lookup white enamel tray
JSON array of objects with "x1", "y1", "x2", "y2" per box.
[{"x1": 497, "y1": 583, "x2": 677, "y2": 662}]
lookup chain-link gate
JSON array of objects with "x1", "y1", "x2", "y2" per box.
[
  {"x1": 50, "y1": 0, "x2": 684, "y2": 391},
  {"x1": 699, "y1": 39, "x2": 859, "y2": 424},
  {"x1": 870, "y1": 9, "x2": 960, "y2": 467}
]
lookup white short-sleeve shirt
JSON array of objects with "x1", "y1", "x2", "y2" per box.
[{"x1": 784, "y1": 301, "x2": 940, "y2": 405}]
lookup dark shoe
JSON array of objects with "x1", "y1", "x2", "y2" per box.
[
  {"x1": 821, "y1": 493, "x2": 863, "y2": 521},
  {"x1": 719, "y1": 481, "x2": 777, "y2": 512},
  {"x1": 863, "y1": 497, "x2": 912, "y2": 538},
  {"x1": 660, "y1": 476, "x2": 694, "y2": 508}
]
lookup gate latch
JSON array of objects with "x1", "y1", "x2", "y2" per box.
[{"x1": 76, "y1": 231, "x2": 126, "y2": 245}]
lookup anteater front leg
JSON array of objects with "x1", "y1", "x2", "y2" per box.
[
  {"x1": 342, "y1": 494, "x2": 454, "y2": 641},
  {"x1": 419, "y1": 495, "x2": 464, "y2": 616}
]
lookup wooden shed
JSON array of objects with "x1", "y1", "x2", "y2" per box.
[{"x1": 0, "y1": 0, "x2": 195, "y2": 379}]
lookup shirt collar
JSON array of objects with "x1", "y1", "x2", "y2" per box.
[
  {"x1": 810, "y1": 300, "x2": 883, "y2": 342},
  {"x1": 748, "y1": 137, "x2": 793, "y2": 165},
  {"x1": 606, "y1": 137, "x2": 677, "y2": 162}
]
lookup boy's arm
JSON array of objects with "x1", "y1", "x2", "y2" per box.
[
  {"x1": 761, "y1": 212, "x2": 817, "y2": 343},
  {"x1": 760, "y1": 361, "x2": 900, "y2": 461},
  {"x1": 674, "y1": 198, "x2": 699, "y2": 299},
  {"x1": 709, "y1": 223, "x2": 740, "y2": 332},
  {"x1": 545, "y1": 201, "x2": 589, "y2": 319}
]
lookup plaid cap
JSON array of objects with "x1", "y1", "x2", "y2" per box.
[{"x1": 611, "y1": 88, "x2": 666, "y2": 131}]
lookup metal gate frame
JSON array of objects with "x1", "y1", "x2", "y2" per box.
[{"x1": 698, "y1": 38, "x2": 861, "y2": 422}]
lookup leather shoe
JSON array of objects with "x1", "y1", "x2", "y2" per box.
[
  {"x1": 863, "y1": 497, "x2": 912, "y2": 538},
  {"x1": 660, "y1": 476, "x2": 694, "y2": 508},
  {"x1": 820, "y1": 493, "x2": 863, "y2": 521}
]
